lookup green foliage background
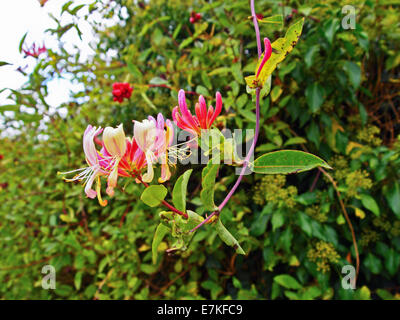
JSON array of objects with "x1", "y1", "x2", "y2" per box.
[{"x1": 0, "y1": 0, "x2": 399, "y2": 299}]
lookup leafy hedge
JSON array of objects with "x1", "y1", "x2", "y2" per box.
[{"x1": 0, "y1": 0, "x2": 399, "y2": 299}]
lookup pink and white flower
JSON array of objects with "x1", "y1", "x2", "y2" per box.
[
  {"x1": 134, "y1": 113, "x2": 174, "y2": 183},
  {"x1": 61, "y1": 124, "x2": 147, "y2": 205},
  {"x1": 172, "y1": 89, "x2": 222, "y2": 136}
]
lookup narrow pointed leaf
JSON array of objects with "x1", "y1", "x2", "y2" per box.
[
  {"x1": 252, "y1": 150, "x2": 331, "y2": 174},
  {"x1": 172, "y1": 169, "x2": 193, "y2": 212},
  {"x1": 215, "y1": 219, "x2": 245, "y2": 255},
  {"x1": 200, "y1": 161, "x2": 220, "y2": 211},
  {"x1": 152, "y1": 223, "x2": 170, "y2": 264}
]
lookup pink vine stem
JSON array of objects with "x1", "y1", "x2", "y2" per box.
[{"x1": 190, "y1": 0, "x2": 263, "y2": 232}]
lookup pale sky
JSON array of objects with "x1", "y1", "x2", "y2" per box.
[{"x1": 0, "y1": 0, "x2": 103, "y2": 108}]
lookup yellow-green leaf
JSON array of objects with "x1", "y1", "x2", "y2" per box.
[{"x1": 247, "y1": 18, "x2": 304, "y2": 89}]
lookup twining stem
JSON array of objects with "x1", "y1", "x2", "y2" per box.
[
  {"x1": 190, "y1": 0, "x2": 263, "y2": 232},
  {"x1": 138, "y1": 176, "x2": 188, "y2": 218}
]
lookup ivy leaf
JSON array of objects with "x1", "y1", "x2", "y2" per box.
[
  {"x1": 274, "y1": 274, "x2": 302, "y2": 290},
  {"x1": 215, "y1": 219, "x2": 245, "y2": 255},
  {"x1": 252, "y1": 150, "x2": 331, "y2": 174},
  {"x1": 140, "y1": 185, "x2": 168, "y2": 207},
  {"x1": 245, "y1": 18, "x2": 304, "y2": 89},
  {"x1": 200, "y1": 161, "x2": 220, "y2": 211},
  {"x1": 172, "y1": 169, "x2": 193, "y2": 213},
  {"x1": 152, "y1": 223, "x2": 169, "y2": 264}
]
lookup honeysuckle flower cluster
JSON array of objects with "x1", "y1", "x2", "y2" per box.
[
  {"x1": 112, "y1": 82, "x2": 133, "y2": 102},
  {"x1": 172, "y1": 89, "x2": 222, "y2": 136},
  {"x1": 23, "y1": 43, "x2": 46, "y2": 58},
  {"x1": 61, "y1": 91, "x2": 223, "y2": 205}
]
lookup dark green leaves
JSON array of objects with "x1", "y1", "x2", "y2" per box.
[
  {"x1": 140, "y1": 185, "x2": 168, "y2": 207},
  {"x1": 252, "y1": 150, "x2": 331, "y2": 174}
]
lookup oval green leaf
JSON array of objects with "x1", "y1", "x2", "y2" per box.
[
  {"x1": 252, "y1": 150, "x2": 331, "y2": 174},
  {"x1": 140, "y1": 185, "x2": 168, "y2": 207}
]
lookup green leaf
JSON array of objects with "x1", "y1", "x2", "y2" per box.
[
  {"x1": 215, "y1": 219, "x2": 245, "y2": 255},
  {"x1": 343, "y1": 61, "x2": 361, "y2": 89},
  {"x1": 297, "y1": 212, "x2": 313, "y2": 237},
  {"x1": 305, "y1": 83, "x2": 324, "y2": 113},
  {"x1": 140, "y1": 185, "x2": 168, "y2": 207},
  {"x1": 0, "y1": 61, "x2": 11, "y2": 67},
  {"x1": 231, "y1": 62, "x2": 244, "y2": 84},
  {"x1": 258, "y1": 15, "x2": 284, "y2": 27},
  {"x1": 383, "y1": 182, "x2": 400, "y2": 218},
  {"x1": 274, "y1": 274, "x2": 302, "y2": 290},
  {"x1": 200, "y1": 161, "x2": 220, "y2": 211},
  {"x1": 179, "y1": 37, "x2": 194, "y2": 49},
  {"x1": 127, "y1": 61, "x2": 143, "y2": 78},
  {"x1": 138, "y1": 16, "x2": 170, "y2": 37},
  {"x1": 152, "y1": 223, "x2": 169, "y2": 264},
  {"x1": 252, "y1": 150, "x2": 331, "y2": 174},
  {"x1": 140, "y1": 92, "x2": 157, "y2": 110},
  {"x1": 70, "y1": 4, "x2": 85, "y2": 15},
  {"x1": 364, "y1": 253, "x2": 382, "y2": 274},
  {"x1": 376, "y1": 289, "x2": 396, "y2": 300},
  {"x1": 19, "y1": 32, "x2": 28, "y2": 53},
  {"x1": 323, "y1": 18, "x2": 340, "y2": 44},
  {"x1": 74, "y1": 271, "x2": 83, "y2": 290},
  {"x1": 385, "y1": 249, "x2": 400, "y2": 276},
  {"x1": 149, "y1": 77, "x2": 169, "y2": 85},
  {"x1": 304, "y1": 45, "x2": 319, "y2": 68},
  {"x1": 284, "y1": 137, "x2": 307, "y2": 146},
  {"x1": 0, "y1": 105, "x2": 20, "y2": 112},
  {"x1": 360, "y1": 194, "x2": 380, "y2": 216},
  {"x1": 271, "y1": 211, "x2": 285, "y2": 231},
  {"x1": 172, "y1": 169, "x2": 193, "y2": 212},
  {"x1": 357, "y1": 286, "x2": 371, "y2": 300}
]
